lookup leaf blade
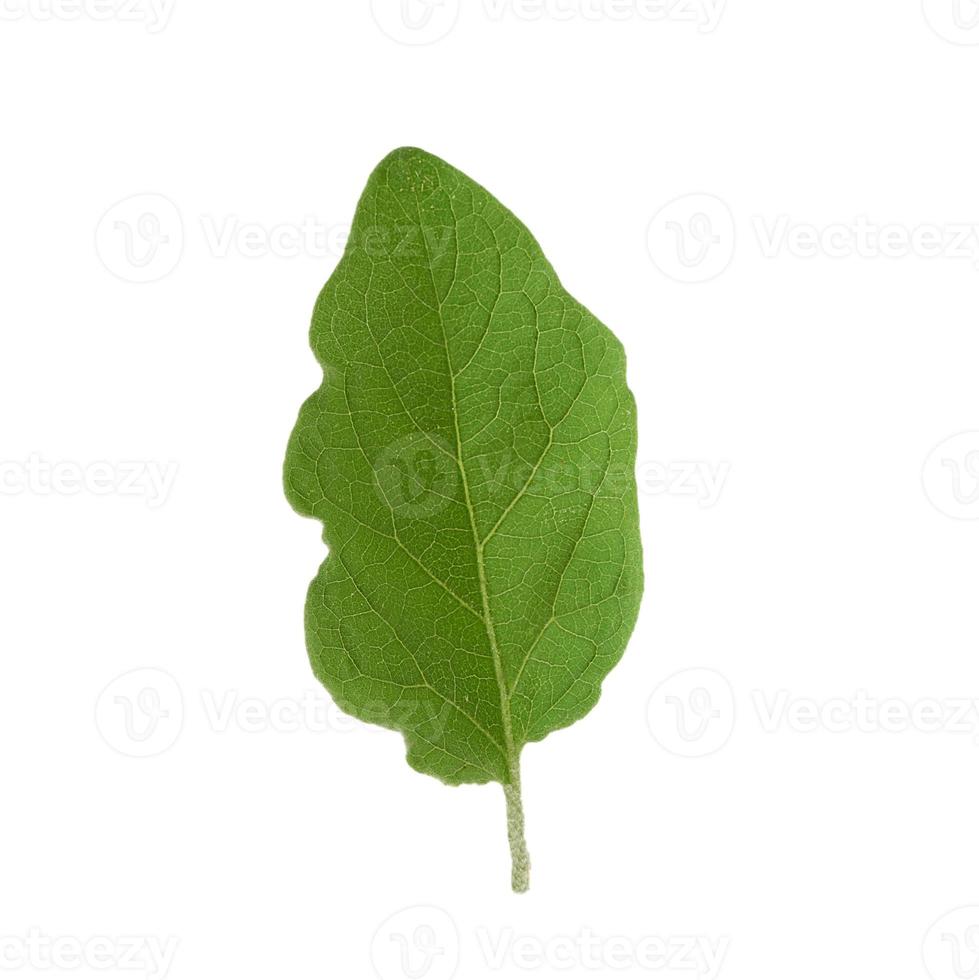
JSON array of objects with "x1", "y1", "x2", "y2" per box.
[{"x1": 284, "y1": 147, "x2": 643, "y2": 883}]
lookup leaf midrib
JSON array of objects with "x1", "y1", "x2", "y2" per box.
[{"x1": 409, "y1": 179, "x2": 522, "y2": 779}]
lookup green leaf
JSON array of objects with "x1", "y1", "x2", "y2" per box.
[{"x1": 284, "y1": 147, "x2": 643, "y2": 891}]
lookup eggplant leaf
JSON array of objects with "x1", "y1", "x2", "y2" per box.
[{"x1": 284, "y1": 148, "x2": 642, "y2": 891}]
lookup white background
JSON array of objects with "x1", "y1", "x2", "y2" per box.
[{"x1": 2, "y1": 2, "x2": 979, "y2": 979}]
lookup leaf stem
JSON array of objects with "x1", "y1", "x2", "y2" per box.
[
  {"x1": 504, "y1": 760, "x2": 531, "y2": 893},
  {"x1": 421, "y1": 190, "x2": 531, "y2": 893}
]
